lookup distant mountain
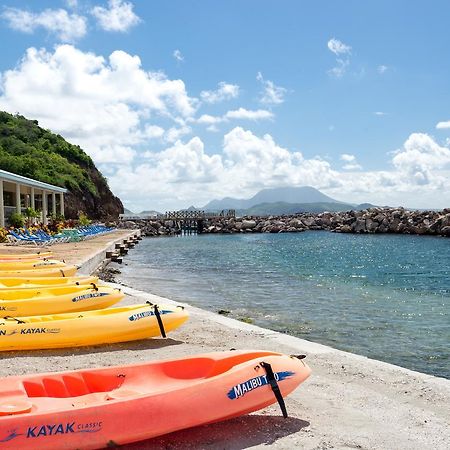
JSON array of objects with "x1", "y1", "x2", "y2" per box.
[
  {"x1": 139, "y1": 210, "x2": 161, "y2": 216},
  {"x1": 201, "y1": 186, "x2": 377, "y2": 216},
  {"x1": 121, "y1": 209, "x2": 161, "y2": 217},
  {"x1": 241, "y1": 201, "x2": 373, "y2": 216},
  {"x1": 203, "y1": 186, "x2": 345, "y2": 211}
]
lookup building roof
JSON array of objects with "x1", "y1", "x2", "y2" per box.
[{"x1": 0, "y1": 169, "x2": 68, "y2": 193}]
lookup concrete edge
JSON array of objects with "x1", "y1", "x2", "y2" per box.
[{"x1": 77, "y1": 229, "x2": 141, "y2": 275}]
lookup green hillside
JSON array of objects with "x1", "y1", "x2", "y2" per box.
[{"x1": 0, "y1": 111, "x2": 123, "y2": 218}]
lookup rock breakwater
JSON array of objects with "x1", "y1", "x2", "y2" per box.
[{"x1": 117, "y1": 208, "x2": 450, "y2": 237}]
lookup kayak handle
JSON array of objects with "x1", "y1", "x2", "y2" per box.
[{"x1": 3, "y1": 316, "x2": 26, "y2": 324}]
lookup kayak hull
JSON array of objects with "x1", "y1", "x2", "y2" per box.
[
  {"x1": 0, "y1": 351, "x2": 310, "y2": 449},
  {"x1": 0, "y1": 260, "x2": 66, "y2": 271},
  {"x1": 0, "y1": 266, "x2": 77, "y2": 278},
  {"x1": 0, "y1": 276, "x2": 98, "y2": 290},
  {"x1": 0, "y1": 252, "x2": 52, "y2": 260},
  {"x1": 0, "y1": 303, "x2": 188, "y2": 350},
  {"x1": 0, "y1": 286, "x2": 124, "y2": 317},
  {"x1": 0, "y1": 283, "x2": 104, "y2": 300}
]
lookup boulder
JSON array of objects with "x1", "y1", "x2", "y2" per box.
[
  {"x1": 242, "y1": 219, "x2": 257, "y2": 229},
  {"x1": 301, "y1": 217, "x2": 316, "y2": 227},
  {"x1": 366, "y1": 218, "x2": 379, "y2": 233},
  {"x1": 288, "y1": 218, "x2": 303, "y2": 228},
  {"x1": 353, "y1": 218, "x2": 366, "y2": 233},
  {"x1": 440, "y1": 226, "x2": 450, "y2": 236}
]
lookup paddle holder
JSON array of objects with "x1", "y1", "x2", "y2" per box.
[{"x1": 260, "y1": 361, "x2": 288, "y2": 418}]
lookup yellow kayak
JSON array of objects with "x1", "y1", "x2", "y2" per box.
[
  {"x1": 0, "y1": 283, "x2": 107, "y2": 300},
  {"x1": 0, "y1": 276, "x2": 98, "y2": 289},
  {"x1": 0, "y1": 286, "x2": 124, "y2": 316},
  {"x1": 0, "y1": 265, "x2": 77, "y2": 278},
  {"x1": 0, "y1": 251, "x2": 52, "y2": 260},
  {"x1": 0, "y1": 303, "x2": 188, "y2": 350},
  {"x1": 0, "y1": 259, "x2": 67, "y2": 271}
]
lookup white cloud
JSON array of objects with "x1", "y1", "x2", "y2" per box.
[
  {"x1": 1, "y1": 7, "x2": 87, "y2": 42},
  {"x1": 256, "y1": 72, "x2": 287, "y2": 105},
  {"x1": 327, "y1": 38, "x2": 351, "y2": 56},
  {"x1": 110, "y1": 127, "x2": 341, "y2": 210},
  {"x1": 142, "y1": 125, "x2": 165, "y2": 139},
  {"x1": 0, "y1": 45, "x2": 197, "y2": 164},
  {"x1": 340, "y1": 154, "x2": 362, "y2": 170},
  {"x1": 436, "y1": 120, "x2": 450, "y2": 129},
  {"x1": 340, "y1": 154, "x2": 356, "y2": 162},
  {"x1": 224, "y1": 108, "x2": 274, "y2": 121},
  {"x1": 91, "y1": 0, "x2": 140, "y2": 32},
  {"x1": 206, "y1": 124, "x2": 219, "y2": 133},
  {"x1": 322, "y1": 134, "x2": 450, "y2": 208},
  {"x1": 328, "y1": 59, "x2": 349, "y2": 78},
  {"x1": 374, "y1": 111, "x2": 387, "y2": 116},
  {"x1": 391, "y1": 133, "x2": 450, "y2": 185},
  {"x1": 164, "y1": 125, "x2": 192, "y2": 143},
  {"x1": 173, "y1": 49, "x2": 184, "y2": 62},
  {"x1": 327, "y1": 38, "x2": 351, "y2": 78},
  {"x1": 112, "y1": 130, "x2": 450, "y2": 211},
  {"x1": 197, "y1": 114, "x2": 223, "y2": 125},
  {"x1": 94, "y1": 145, "x2": 136, "y2": 164},
  {"x1": 378, "y1": 65, "x2": 388, "y2": 74},
  {"x1": 200, "y1": 82, "x2": 239, "y2": 104},
  {"x1": 195, "y1": 108, "x2": 273, "y2": 127}
]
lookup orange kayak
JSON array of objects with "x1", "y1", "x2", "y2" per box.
[{"x1": 0, "y1": 351, "x2": 311, "y2": 449}]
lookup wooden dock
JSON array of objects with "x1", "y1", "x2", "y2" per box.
[{"x1": 163, "y1": 210, "x2": 235, "y2": 234}]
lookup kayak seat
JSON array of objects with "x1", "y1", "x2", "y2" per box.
[
  {"x1": 0, "y1": 399, "x2": 33, "y2": 416},
  {"x1": 105, "y1": 389, "x2": 141, "y2": 400},
  {"x1": 23, "y1": 373, "x2": 125, "y2": 398}
]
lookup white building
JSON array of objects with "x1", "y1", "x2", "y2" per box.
[{"x1": 0, "y1": 169, "x2": 67, "y2": 227}]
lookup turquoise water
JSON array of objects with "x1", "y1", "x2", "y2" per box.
[{"x1": 119, "y1": 232, "x2": 450, "y2": 379}]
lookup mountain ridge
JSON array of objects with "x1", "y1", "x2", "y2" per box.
[{"x1": 203, "y1": 186, "x2": 346, "y2": 210}]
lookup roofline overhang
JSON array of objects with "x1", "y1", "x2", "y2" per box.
[{"x1": 0, "y1": 169, "x2": 68, "y2": 193}]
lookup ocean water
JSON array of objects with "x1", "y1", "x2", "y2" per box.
[{"x1": 119, "y1": 232, "x2": 450, "y2": 379}]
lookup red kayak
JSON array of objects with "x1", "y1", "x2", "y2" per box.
[{"x1": 0, "y1": 350, "x2": 311, "y2": 449}]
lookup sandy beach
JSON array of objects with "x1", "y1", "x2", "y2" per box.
[{"x1": 1, "y1": 233, "x2": 449, "y2": 450}]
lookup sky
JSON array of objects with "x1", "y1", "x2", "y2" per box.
[{"x1": 0, "y1": 0, "x2": 449, "y2": 212}]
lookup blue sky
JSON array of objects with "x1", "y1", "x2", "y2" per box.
[{"x1": 0, "y1": 0, "x2": 449, "y2": 211}]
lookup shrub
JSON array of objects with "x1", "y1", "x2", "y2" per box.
[
  {"x1": 24, "y1": 207, "x2": 41, "y2": 227},
  {"x1": 0, "y1": 228, "x2": 8, "y2": 243},
  {"x1": 9, "y1": 212, "x2": 25, "y2": 228},
  {"x1": 78, "y1": 212, "x2": 91, "y2": 226}
]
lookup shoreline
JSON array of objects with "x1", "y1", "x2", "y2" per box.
[{"x1": 1, "y1": 233, "x2": 449, "y2": 449}]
